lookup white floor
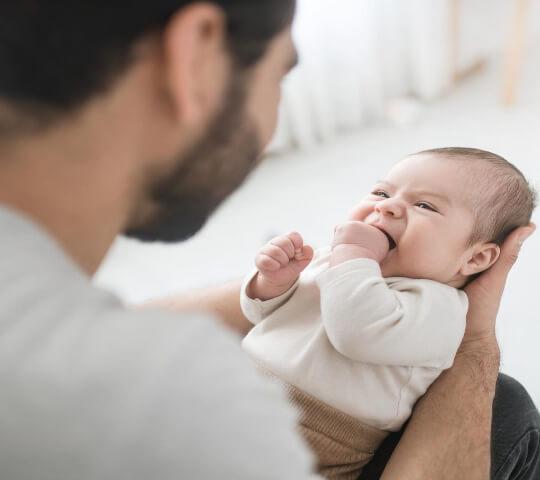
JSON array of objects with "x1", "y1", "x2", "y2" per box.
[{"x1": 96, "y1": 56, "x2": 540, "y2": 404}]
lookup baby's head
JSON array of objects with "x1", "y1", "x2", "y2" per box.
[{"x1": 349, "y1": 147, "x2": 537, "y2": 287}]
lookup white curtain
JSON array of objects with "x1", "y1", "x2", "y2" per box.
[
  {"x1": 269, "y1": 0, "x2": 452, "y2": 152},
  {"x1": 268, "y1": 0, "x2": 521, "y2": 153}
]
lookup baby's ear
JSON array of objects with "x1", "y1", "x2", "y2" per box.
[{"x1": 460, "y1": 242, "x2": 501, "y2": 276}]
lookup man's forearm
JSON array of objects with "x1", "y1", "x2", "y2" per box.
[
  {"x1": 381, "y1": 342, "x2": 500, "y2": 480},
  {"x1": 146, "y1": 280, "x2": 253, "y2": 336}
]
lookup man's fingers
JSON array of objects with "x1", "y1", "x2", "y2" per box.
[
  {"x1": 518, "y1": 223, "x2": 536, "y2": 245},
  {"x1": 486, "y1": 224, "x2": 535, "y2": 285},
  {"x1": 465, "y1": 223, "x2": 535, "y2": 309},
  {"x1": 463, "y1": 224, "x2": 535, "y2": 341}
]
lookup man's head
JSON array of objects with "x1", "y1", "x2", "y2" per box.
[
  {"x1": 349, "y1": 147, "x2": 536, "y2": 287},
  {"x1": 0, "y1": 1, "x2": 297, "y2": 249}
]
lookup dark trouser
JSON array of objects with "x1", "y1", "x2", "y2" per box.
[{"x1": 360, "y1": 374, "x2": 540, "y2": 480}]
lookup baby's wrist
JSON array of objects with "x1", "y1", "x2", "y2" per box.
[
  {"x1": 330, "y1": 244, "x2": 380, "y2": 267},
  {"x1": 247, "y1": 273, "x2": 298, "y2": 301}
]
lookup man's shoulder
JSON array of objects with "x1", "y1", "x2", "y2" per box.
[
  {"x1": 0, "y1": 287, "x2": 315, "y2": 479},
  {"x1": 0, "y1": 207, "x2": 314, "y2": 478}
]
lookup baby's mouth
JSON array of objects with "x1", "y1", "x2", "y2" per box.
[
  {"x1": 374, "y1": 226, "x2": 396, "y2": 250},
  {"x1": 383, "y1": 231, "x2": 397, "y2": 250}
]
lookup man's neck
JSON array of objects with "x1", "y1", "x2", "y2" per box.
[
  {"x1": 0, "y1": 164, "x2": 130, "y2": 276},
  {"x1": 0, "y1": 113, "x2": 146, "y2": 275}
]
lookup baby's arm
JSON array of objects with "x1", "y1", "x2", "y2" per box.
[
  {"x1": 241, "y1": 232, "x2": 314, "y2": 327},
  {"x1": 320, "y1": 222, "x2": 466, "y2": 367},
  {"x1": 247, "y1": 232, "x2": 314, "y2": 301},
  {"x1": 318, "y1": 266, "x2": 467, "y2": 367}
]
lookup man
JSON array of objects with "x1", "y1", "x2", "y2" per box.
[{"x1": 0, "y1": 1, "x2": 537, "y2": 479}]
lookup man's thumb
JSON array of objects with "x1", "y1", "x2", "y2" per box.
[{"x1": 497, "y1": 224, "x2": 535, "y2": 272}]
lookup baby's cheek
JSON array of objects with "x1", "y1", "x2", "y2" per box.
[
  {"x1": 409, "y1": 244, "x2": 456, "y2": 280},
  {"x1": 393, "y1": 241, "x2": 438, "y2": 277}
]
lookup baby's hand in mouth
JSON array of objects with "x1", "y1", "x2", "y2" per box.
[
  {"x1": 332, "y1": 221, "x2": 391, "y2": 263},
  {"x1": 378, "y1": 229, "x2": 397, "y2": 250}
]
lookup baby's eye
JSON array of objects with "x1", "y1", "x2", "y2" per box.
[
  {"x1": 415, "y1": 202, "x2": 437, "y2": 212},
  {"x1": 372, "y1": 190, "x2": 390, "y2": 198}
]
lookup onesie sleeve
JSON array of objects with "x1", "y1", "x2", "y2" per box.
[
  {"x1": 316, "y1": 258, "x2": 468, "y2": 368},
  {"x1": 240, "y1": 270, "x2": 300, "y2": 325}
]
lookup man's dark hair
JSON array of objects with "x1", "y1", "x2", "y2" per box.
[
  {"x1": 417, "y1": 147, "x2": 537, "y2": 246},
  {"x1": 0, "y1": 1, "x2": 295, "y2": 133}
]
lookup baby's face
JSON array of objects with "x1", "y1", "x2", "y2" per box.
[{"x1": 349, "y1": 154, "x2": 476, "y2": 284}]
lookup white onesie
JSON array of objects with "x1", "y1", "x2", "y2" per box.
[{"x1": 241, "y1": 246, "x2": 468, "y2": 431}]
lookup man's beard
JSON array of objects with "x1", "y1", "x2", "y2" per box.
[{"x1": 125, "y1": 75, "x2": 261, "y2": 243}]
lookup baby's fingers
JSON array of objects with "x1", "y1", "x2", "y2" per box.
[
  {"x1": 260, "y1": 244, "x2": 290, "y2": 266},
  {"x1": 287, "y1": 232, "x2": 304, "y2": 254},
  {"x1": 270, "y1": 235, "x2": 297, "y2": 259},
  {"x1": 291, "y1": 245, "x2": 315, "y2": 273},
  {"x1": 299, "y1": 245, "x2": 314, "y2": 261},
  {"x1": 255, "y1": 253, "x2": 281, "y2": 272}
]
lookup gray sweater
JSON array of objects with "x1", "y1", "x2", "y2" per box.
[{"x1": 0, "y1": 206, "x2": 315, "y2": 479}]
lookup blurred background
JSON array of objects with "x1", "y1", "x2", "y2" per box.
[{"x1": 96, "y1": 0, "x2": 540, "y2": 403}]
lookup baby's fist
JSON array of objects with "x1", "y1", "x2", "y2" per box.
[
  {"x1": 332, "y1": 221, "x2": 390, "y2": 263},
  {"x1": 255, "y1": 232, "x2": 314, "y2": 288}
]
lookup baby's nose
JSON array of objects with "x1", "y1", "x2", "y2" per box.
[{"x1": 375, "y1": 198, "x2": 405, "y2": 218}]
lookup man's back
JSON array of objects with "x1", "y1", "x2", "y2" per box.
[{"x1": 0, "y1": 206, "x2": 314, "y2": 479}]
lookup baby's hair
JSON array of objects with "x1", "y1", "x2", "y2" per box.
[{"x1": 415, "y1": 147, "x2": 537, "y2": 245}]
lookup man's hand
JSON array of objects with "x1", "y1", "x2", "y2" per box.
[
  {"x1": 379, "y1": 224, "x2": 535, "y2": 480},
  {"x1": 248, "y1": 232, "x2": 314, "y2": 301},
  {"x1": 462, "y1": 223, "x2": 536, "y2": 351},
  {"x1": 331, "y1": 221, "x2": 390, "y2": 266}
]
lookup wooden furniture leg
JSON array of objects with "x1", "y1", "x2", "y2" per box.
[{"x1": 502, "y1": 0, "x2": 530, "y2": 106}]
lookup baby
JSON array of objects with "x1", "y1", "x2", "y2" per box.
[{"x1": 240, "y1": 147, "x2": 536, "y2": 479}]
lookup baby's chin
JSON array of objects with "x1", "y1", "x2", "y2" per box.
[
  {"x1": 380, "y1": 254, "x2": 400, "y2": 278},
  {"x1": 380, "y1": 261, "x2": 400, "y2": 278}
]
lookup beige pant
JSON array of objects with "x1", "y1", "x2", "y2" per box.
[{"x1": 259, "y1": 368, "x2": 389, "y2": 480}]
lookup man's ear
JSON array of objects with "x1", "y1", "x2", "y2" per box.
[
  {"x1": 162, "y1": 3, "x2": 228, "y2": 127},
  {"x1": 460, "y1": 242, "x2": 501, "y2": 276}
]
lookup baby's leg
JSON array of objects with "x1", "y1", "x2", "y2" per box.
[{"x1": 288, "y1": 384, "x2": 388, "y2": 480}]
